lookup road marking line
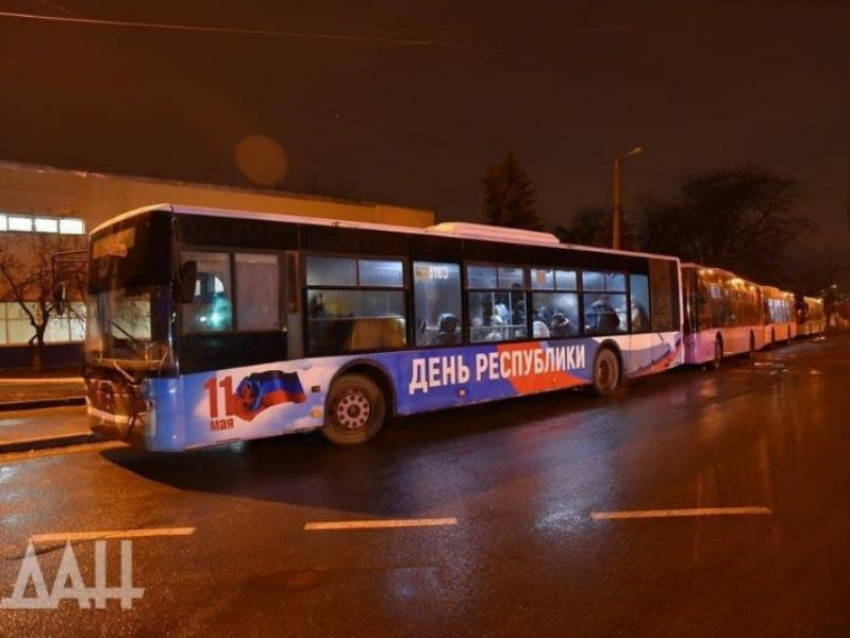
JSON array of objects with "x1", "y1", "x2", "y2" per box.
[
  {"x1": 591, "y1": 506, "x2": 772, "y2": 520},
  {"x1": 304, "y1": 518, "x2": 457, "y2": 531},
  {"x1": 31, "y1": 527, "x2": 196, "y2": 542}
]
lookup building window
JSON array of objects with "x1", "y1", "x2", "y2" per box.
[
  {"x1": 235, "y1": 253, "x2": 280, "y2": 332},
  {"x1": 0, "y1": 214, "x2": 85, "y2": 235},
  {"x1": 0, "y1": 302, "x2": 85, "y2": 345},
  {"x1": 7, "y1": 216, "x2": 32, "y2": 232},
  {"x1": 182, "y1": 251, "x2": 234, "y2": 333},
  {"x1": 413, "y1": 261, "x2": 462, "y2": 347},
  {"x1": 35, "y1": 217, "x2": 59, "y2": 233},
  {"x1": 59, "y1": 219, "x2": 85, "y2": 235}
]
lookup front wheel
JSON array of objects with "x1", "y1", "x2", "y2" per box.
[
  {"x1": 592, "y1": 348, "x2": 620, "y2": 396},
  {"x1": 322, "y1": 374, "x2": 386, "y2": 446}
]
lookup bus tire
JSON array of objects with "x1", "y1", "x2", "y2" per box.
[
  {"x1": 711, "y1": 336, "x2": 723, "y2": 370},
  {"x1": 591, "y1": 348, "x2": 620, "y2": 396},
  {"x1": 322, "y1": 374, "x2": 386, "y2": 446}
]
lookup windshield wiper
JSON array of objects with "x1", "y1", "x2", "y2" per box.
[{"x1": 107, "y1": 320, "x2": 148, "y2": 360}]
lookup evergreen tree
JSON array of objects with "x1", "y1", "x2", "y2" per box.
[{"x1": 481, "y1": 151, "x2": 544, "y2": 230}]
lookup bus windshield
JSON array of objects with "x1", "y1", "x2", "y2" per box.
[{"x1": 85, "y1": 210, "x2": 174, "y2": 370}]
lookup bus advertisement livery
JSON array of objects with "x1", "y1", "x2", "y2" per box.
[{"x1": 83, "y1": 205, "x2": 683, "y2": 450}]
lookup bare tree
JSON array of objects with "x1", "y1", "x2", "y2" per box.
[
  {"x1": 638, "y1": 165, "x2": 814, "y2": 284},
  {"x1": 0, "y1": 232, "x2": 86, "y2": 371},
  {"x1": 554, "y1": 206, "x2": 636, "y2": 249}
]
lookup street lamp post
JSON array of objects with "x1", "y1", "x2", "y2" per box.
[{"x1": 612, "y1": 146, "x2": 643, "y2": 250}]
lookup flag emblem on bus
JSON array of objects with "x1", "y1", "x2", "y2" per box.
[{"x1": 233, "y1": 371, "x2": 307, "y2": 421}]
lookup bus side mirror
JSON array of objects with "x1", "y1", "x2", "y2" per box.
[
  {"x1": 179, "y1": 261, "x2": 198, "y2": 304},
  {"x1": 53, "y1": 283, "x2": 67, "y2": 316}
]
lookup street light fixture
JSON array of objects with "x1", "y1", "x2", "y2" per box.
[{"x1": 612, "y1": 146, "x2": 643, "y2": 250}]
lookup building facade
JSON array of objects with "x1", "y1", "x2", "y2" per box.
[{"x1": 0, "y1": 160, "x2": 433, "y2": 369}]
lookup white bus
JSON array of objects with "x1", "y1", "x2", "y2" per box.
[{"x1": 681, "y1": 264, "x2": 766, "y2": 367}]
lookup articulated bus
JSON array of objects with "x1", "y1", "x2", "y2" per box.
[
  {"x1": 84, "y1": 204, "x2": 684, "y2": 450},
  {"x1": 796, "y1": 295, "x2": 826, "y2": 337},
  {"x1": 681, "y1": 264, "x2": 766, "y2": 367},
  {"x1": 761, "y1": 285, "x2": 797, "y2": 346}
]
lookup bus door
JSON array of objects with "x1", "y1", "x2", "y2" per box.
[{"x1": 284, "y1": 251, "x2": 303, "y2": 360}]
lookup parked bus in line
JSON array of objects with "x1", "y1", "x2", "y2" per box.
[
  {"x1": 681, "y1": 264, "x2": 766, "y2": 368},
  {"x1": 82, "y1": 205, "x2": 685, "y2": 450},
  {"x1": 761, "y1": 285, "x2": 797, "y2": 346},
  {"x1": 796, "y1": 295, "x2": 826, "y2": 337}
]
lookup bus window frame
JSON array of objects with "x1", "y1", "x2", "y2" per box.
[
  {"x1": 463, "y1": 261, "x2": 535, "y2": 345},
  {"x1": 177, "y1": 245, "x2": 286, "y2": 336},
  {"x1": 527, "y1": 265, "x2": 585, "y2": 340},
  {"x1": 301, "y1": 251, "x2": 411, "y2": 357}
]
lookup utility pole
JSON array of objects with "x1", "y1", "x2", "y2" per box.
[{"x1": 612, "y1": 146, "x2": 643, "y2": 250}]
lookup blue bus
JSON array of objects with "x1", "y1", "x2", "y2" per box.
[{"x1": 83, "y1": 205, "x2": 684, "y2": 450}]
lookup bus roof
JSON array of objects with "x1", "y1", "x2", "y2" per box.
[{"x1": 93, "y1": 203, "x2": 682, "y2": 263}]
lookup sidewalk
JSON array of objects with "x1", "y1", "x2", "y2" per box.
[
  {"x1": 0, "y1": 371, "x2": 85, "y2": 410},
  {"x1": 0, "y1": 405, "x2": 96, "y2": 454}
]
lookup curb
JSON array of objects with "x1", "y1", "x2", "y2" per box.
[
  {"x1": 0, "y1": 431, "x2": 101, "y2": 455},
  {"x1": 0, "y1": 396, "x2": 86, "y2": 412}
]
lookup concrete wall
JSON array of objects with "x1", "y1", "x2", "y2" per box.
[{"x1": 0, "y1": 160, "x2": 433, "y2": 231}]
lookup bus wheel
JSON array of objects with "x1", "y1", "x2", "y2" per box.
[
  {"x1": 592, "y1": 348, "x2": 620, "y2": 396},
  {"x1": 711, "y1": 337, "x2": 723, "y2": 369},
  {"x1": 323, "y1": 374, "x2": 386, "y2": 446}
]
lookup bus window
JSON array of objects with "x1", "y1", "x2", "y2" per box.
[
  {"x1": 468, "y1": 291, "x2": 526, "y2": 342},
  {"x1": 235, "y1": 253, "x2": 280, "y2": 332},
  {"x1": 466, "y1": 265, "x2": 497, "y2": 289},
  {"x1": 182, "y1": 251, "x2": 233, "y2": 333},
  {"x1": 413, "y1": 262, "x2": 462, "y2": 347},
  {"x1": 466, "y1": 264, "x2": 527, "y2": 343},
  {"x1": 583, "y1": 271, "x2": 626, "y2": 293},
  {"x1": 531, "y1": 292, "x2": 579, "y2": 338},
  {"x1": 649, "y1": 260, "x2": 676, "y2": 331},
  {"x1": 358, "y1": 259, "x2": 404, "y2": 288},
  {"x1": 306, "y1": 256, "x2": 356, "y2": 287},
  {"x1": 306, "y1": 256, "x2": 407, "y2": 355},
  {"x1": 584, "y1": 294, "x2": 627, "y2": 335},
  {"x1": 555, "y1": 270, "x2": 578, "y2": 291},
  {"x1": 307, "y1": 289, "x2": 405, "y2": 355},
  {"x1": 630, "y1": 274, "x2": 650, "y2": 333},
  {"x1": 531, "y1": 268, "x2": 554, "y2": 290}
]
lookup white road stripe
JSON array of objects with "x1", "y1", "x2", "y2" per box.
[
  {"x1": 31, "y1": 527, "x2": 196, "y2": 542},
  {"x1": 304, "y1": 518, "x2": 457, "y2": 531},
  {"x1": 591, "y1": 506, "x2": 772, "y2": 520}
]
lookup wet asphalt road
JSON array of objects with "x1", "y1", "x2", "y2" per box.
[{"x1": 1, "y1": 333, "x2": 850, "y2": 637}]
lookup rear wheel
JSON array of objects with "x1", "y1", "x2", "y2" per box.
[
  {"x1": 322, "y1": 374, "x2": 386, "y2": 446},
  {"x1": 710, "y1": 337, "x2": 723, "y2": 369},
  {"x1": 592, "y1": 348, "x2": 620, "y2": 396}
]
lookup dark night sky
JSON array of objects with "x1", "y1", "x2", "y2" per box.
[{"x1": 1, "y1": 1, "x2": 849, "y2": 285}]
